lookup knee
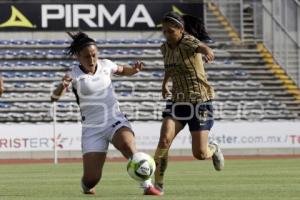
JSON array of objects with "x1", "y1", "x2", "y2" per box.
[{"x1": 193, "y1": 151, "x2": 207, "y2": 160}]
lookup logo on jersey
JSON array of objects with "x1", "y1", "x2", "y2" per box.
[
  {"x1": 0, "y1": 6, "x2": 34, "y2": 28},
  {"x1": 112, "y1": 121, "x2": 121, "y2": 128}
]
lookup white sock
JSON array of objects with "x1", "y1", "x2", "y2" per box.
[{"x1": 140, "y1": 179, "x2": 153, "y2": 189}]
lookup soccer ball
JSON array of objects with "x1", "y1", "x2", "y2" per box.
[{"x1": 127, "y1": 152, "x2": 156, "y2": 182}]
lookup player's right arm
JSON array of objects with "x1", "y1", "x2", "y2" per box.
[
  {"x1": 0, "y1": 77, "x2": 3, "y2": 97},
  {"x1": 162, "y1": 71, "x2": 171, "y2": 99},
  {"x1": 50, "y1": 74, "x2": 72, "y2": 102}
]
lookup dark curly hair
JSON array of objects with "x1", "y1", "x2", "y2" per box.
[{"x1": 66, "y1": 32, "x2": 96, "y2": 56}]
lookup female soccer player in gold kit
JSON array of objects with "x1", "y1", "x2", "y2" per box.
[{"x1": 153, "y1": 12, "x2": 225, "y2": 194}]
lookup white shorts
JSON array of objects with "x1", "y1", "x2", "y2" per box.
[{"x1": 81, "y1": 113, "x2": 132, "y2": 155}]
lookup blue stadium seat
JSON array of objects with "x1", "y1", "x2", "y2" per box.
[
  {"x1": 233, "y1": 70, "x2": 248, "y2": 77},
  {"x1": 113, "y1": 49, "x2": 127, "y2": 55},
  {"x1": 107, "y1": 40, "x2": 122, "y2": 44},
  {"x1": 96, "y1": 39, "x2": 106, "y2": 45},
  {"x1": 122, "y1": 39, "x2": 135, "y2": 44},
  {"x1": 11, "y1": 40, "x2": 25, "y2": 45},
  {"x1": 0, "y1": 103, "x2": 11, "y2": 108},
  {"x1": 52, "y1": 40, "x2": 68, "y2": 45},
  {"x1": 137, "y1": 72, "x2": 152, "y2": 77},
  {"x1": 119, "y1": 92, "x2": 132, "y2": 97},
  {"x1": 0, "y1": 40, "x2": 9, "y2": 45},
  {"x1": 152, "y1": 72, "x2": 163, "y2": 77},
  {"x1": 147, "y1": 39, "x2": 164, "y2": 44},
  {"x1": 134, "y1": 39, "x2": 148, "y2": 44},
  {"x1": 38, "y1": 39, "x2": 52, "y2": 45},
  {"x1": 2, "y1": 72, "x2": 15, "y2": 78},
  {"x1": 24, "y1": 83, "x2": 37, "y2": 88},
  {"x1": 14, "y1": 72, "x2": 28, "y2": 78},
  {"x1": 25, "y1": 40, "x2": 38, "y2": 45},
  {"x1": 129, "y1": 49, "x2": 143, "y2": 55},
  {"x1": 27, "y1": 72, "x2": 41, "y2": 78},
  {"x1": 101, "y1": 49, "x2": 116, "y2": 55},
  {"x1": 223, "y1": 59, "x2": 233, "y2": 65},
  {"x1": 57, "y1": 103, "x2": 70, "y2": 109}
]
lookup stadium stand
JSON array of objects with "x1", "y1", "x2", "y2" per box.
[{"x1": 0, "y1": 4, "x2": 299, "y2": 123}]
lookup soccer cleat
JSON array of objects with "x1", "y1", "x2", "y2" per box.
[
  {"x1": 154, "y1": 183, "x2": 164, "y2": 195},
  {"x1": 211, "y1": 141, "x2": 225, "y2": 171},
  {"x1": 83, "y1": 188, "x2": 96, "y2": 195},
  {"x1": 81, "y1": 181, "x2": 96, "y2": 195},
  {"x1": 144, "y1": 185, "x2": 163, "y2": 196}
]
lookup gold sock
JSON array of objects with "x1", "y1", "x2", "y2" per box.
[
  {"x1": 206, "y1": 144, "x2": 217, "y2": 158},
  {"x1": 154, "y1": 148, "x2": 169, "y2": 185}
]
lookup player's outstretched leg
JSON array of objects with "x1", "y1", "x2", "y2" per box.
[
  {"x1": 153, "y1": 148, "x2": 169, "y2": 194},
  {"x1": 191, "y1": 130, "x2": 224, "y2": 171}
]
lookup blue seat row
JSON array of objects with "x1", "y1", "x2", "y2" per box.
[
  {"x1": 0, "y1": 39, "x2": 165, "y2": 46},
  {"x1": 1, "y1": 71, "x2": 59, "y2": 78},
  {"x1": 0, "y1": 49, "x2": 162, "y2": 57}
]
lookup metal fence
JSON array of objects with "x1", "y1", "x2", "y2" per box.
[
  {"x1": 210, "y1": 0, "x2": 300, "y2": 86},
  {"x1": 211, "y1": 0, "x2": 244, "y2": 40},
  {"x1": 261, "y1": 0, "x2": 300, "y2": 86}
]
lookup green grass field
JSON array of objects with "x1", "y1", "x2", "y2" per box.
[{"x1": 0, "y1": 159, "x2": 299, "y2": 200}]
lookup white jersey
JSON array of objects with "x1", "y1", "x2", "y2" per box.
[{"x1": 69, "y1": 59, "x2": 121, "y2": 128}]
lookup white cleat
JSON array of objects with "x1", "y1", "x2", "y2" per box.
[{"x1": 210, "y1": 141, "x2": 224, "y2": 171}]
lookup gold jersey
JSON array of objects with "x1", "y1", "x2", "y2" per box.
[{"x1": 161, "y1": 33, "x2": 215, "y2": 103}]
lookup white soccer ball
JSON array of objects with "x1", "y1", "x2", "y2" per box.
[{"x1": 127, "y1": 152, "x2": 156, "y2": 182}]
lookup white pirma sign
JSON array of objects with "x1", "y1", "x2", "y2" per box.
[{"x1": 0, "y1": 122, "x2": 300, "y2": 152}]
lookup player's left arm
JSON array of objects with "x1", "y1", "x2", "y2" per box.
[
  {"x1": 195, "y1": 43, "x2": 214, "y2": 63},
  {"x1": 114, "y1": 61, "x2": 143, "y2": 76},
  {"x1": 0, "y1": 77, "x2": 4, "y2": 97}
]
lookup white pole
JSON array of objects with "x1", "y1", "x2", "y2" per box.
[{"x1": 52, "y1": 101, "x2": 58, "y2": 164}]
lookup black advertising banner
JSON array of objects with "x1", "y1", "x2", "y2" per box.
[{"x1": 0, "y1": 2, "x2": 203, "y2": 31}]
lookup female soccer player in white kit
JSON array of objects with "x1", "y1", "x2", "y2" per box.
[{"x1": 51, "y1": 32, "x2": 161, "y2": 196}]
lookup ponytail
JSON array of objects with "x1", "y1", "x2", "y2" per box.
[
  {"x1": 66, "y1": 32, "x2": 96, "y2": 56},
  {"x1": 182, "y1": 15, "x2": 212, "y2": 43}
]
